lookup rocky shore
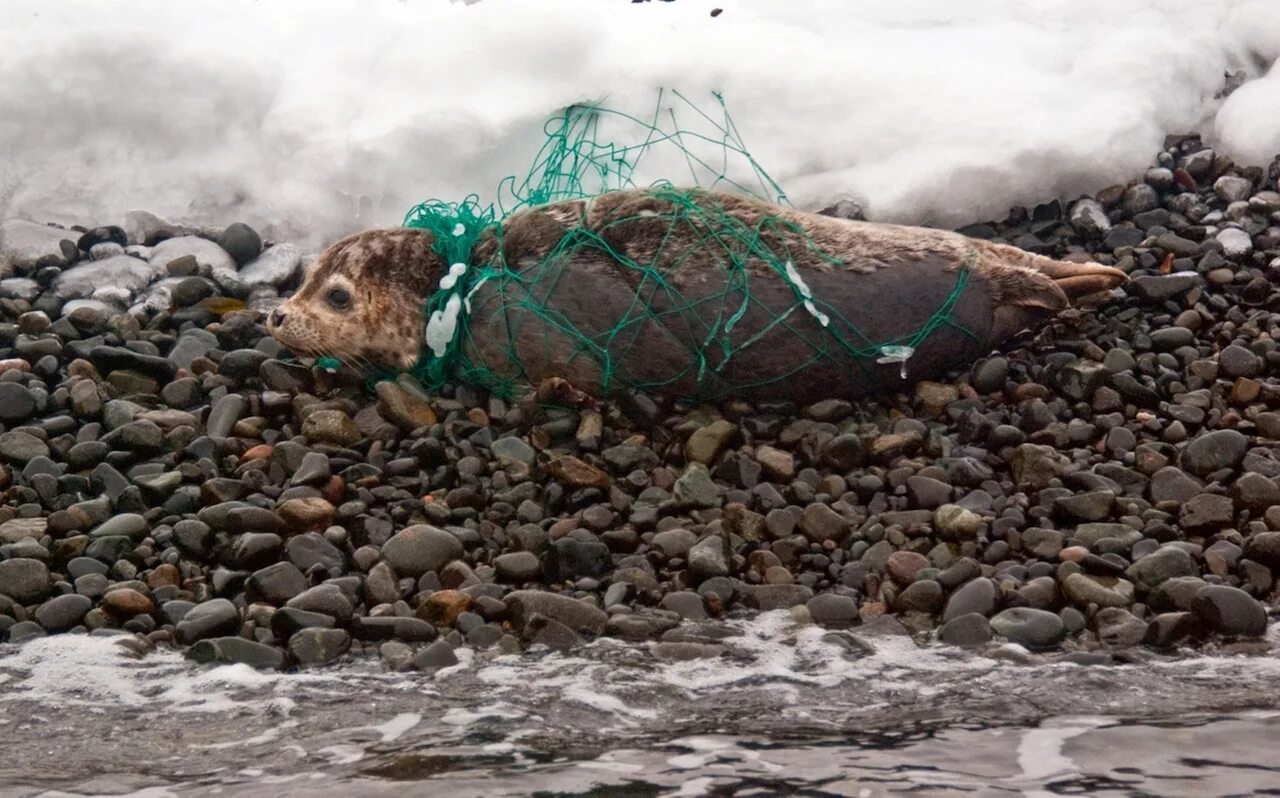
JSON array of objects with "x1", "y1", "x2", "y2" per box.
[{"x1": 0, "y1": 133, "x2": 1277, "y2": 670}]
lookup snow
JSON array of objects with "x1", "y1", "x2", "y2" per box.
[{"x1": 1, "y1": 0, "x2": 1279, "y2": 247}]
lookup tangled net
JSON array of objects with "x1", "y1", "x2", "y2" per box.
[{"x1": 398, "y1": 90, "x2": 973, "y2": 400}]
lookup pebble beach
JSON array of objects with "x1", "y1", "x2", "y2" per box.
[{"x1": 0, "y1": 133, "x2": 1276, "y2": 673}]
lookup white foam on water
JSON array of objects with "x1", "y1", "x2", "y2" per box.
[
  {"x1": 2, "y1": 0, "x2": 1279, "y2": 245},
  {"x1": 367, "y1": 711, "x2": 423, "y2": 742},
  {"x1": 0, "y1": 635, "x2": 172, "y2": 707},
  {"x1": 562, "y1": 683, "x2": 658, "y2": 721},
  {"x1": 1014, "y1": 716, "x2": 1111, "y2": 793},
  {"x1": 316, "y1": 744, "x2": 366, "y2": 766}
]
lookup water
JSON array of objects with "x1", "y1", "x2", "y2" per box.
[{"x1": 2, "y1": 613, "x2": 1277, "y2": 797}]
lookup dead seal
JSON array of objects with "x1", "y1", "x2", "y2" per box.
[{"x1": 268, "y1": 187, "x2": 1125, "y2": 402}]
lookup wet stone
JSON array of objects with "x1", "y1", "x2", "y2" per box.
[
  {"x1": 942, "y1": 577, "x2": 995, "y2": 621},
  {"x1": 1095, "y1": 607, "x2": 1148, "y2": 648},
  {"x1": 504, "y1": 590, "x2": 607, "y2": 635},
  {"x1": 381, "y1": 525, "x2": 463, "y2": 577},
  {"x1": 1179, "y1": 493, "x2": 1234, "y2": 531},
  {"x1": 939, "y1": 613, "x2": 994, "y2": 647},
  {"x1": 175, "y1": 598, "x2": 241, "y2": 644},
  {"x1": 0, "y1": 557, "x2": 50, "y2": 603},
  {"x1": 1179, "y1": 429, "x2": 1247, "y2": 477},
  {"x1": 990, "y1": 607, "x2": 1067, "y2": 649},
  {"x1": 543, "y1": 537, "x2": 612, "y2": 581},
  {"x1": 34, "y1": 593, "x2": 92, "y2": 631},
  {"x1": 494, "y1": 551, "x2": 542, "y2": 582},
  {"x1": 288, "y1": 628, "x2": 351, "y2": 667},
  {"x1": 1126, "y1": 546, "x2": 1198, "y2": 592},
  {"x1": 660, "y1": 591, "x2": 708, "y2": 620},
  {"x1": 687, "y1": 535, "x2": 730, "y2": 581},
  {"x1": 188, "y1": 636, "x2": 284, "y2": 670},
  {"x1": 806, "y1": 593, "x2": 858, "y2": 626},
  {"x1": 1192, "y1": 585, "x2": 1267, "y2": 637},
  {"x1": 247, "y1": 562, "x2": 307, "y2": 604},
  {"x1": 800, "y1": 503, "x2": 850, "y2": 544}
]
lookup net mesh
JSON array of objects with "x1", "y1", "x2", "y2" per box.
[{"x1": 398, "y1": 90, "x2": 973, "y2": 400}]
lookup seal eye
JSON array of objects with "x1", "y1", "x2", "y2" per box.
[{"x1": 326, "y1": 287, "x2": 352, "y2": 311}]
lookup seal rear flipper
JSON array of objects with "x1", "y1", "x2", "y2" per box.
[
  {"x1": 984, "y1": 266, "x2": 1069, "y2": 342},
  {"x1": 1032, "y1": 259, "x2": 1129, "y2": 303}
]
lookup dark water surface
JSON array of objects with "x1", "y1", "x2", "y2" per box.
[{"x1": 2, "y1": 613, "x2": 1277, "y2": 797}]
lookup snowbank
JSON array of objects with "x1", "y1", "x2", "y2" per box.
[{"x1": 2, "y1": 0, "x2": 1279, "y2": 243}]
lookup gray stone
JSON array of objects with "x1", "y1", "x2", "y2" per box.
[
  {"x1": 800, "y1": 503, "x2": 850, "y2": 544},
  {"x1": 0, "y1": 558, "x2": 50, "y2": 603},
  {"x1": 739, "y1": 584, "x2": 814, "y2": 610},
  {"x1": 673, "y1": 463, "x2": 721, "y2": 508},
  {"x1": 89, "y1": 513, "x2": 149, "y2": 541},
  {"x1": 1179, "y1": 493, "x2": 1234, "y2": 531},
  {"x1": 0, "y1": 431, "x2": 49, "y2": 463},
  {"x1": 288, "y1": 628, "x2": 351, "y2": 667},
  {"x1": 188, "y1": 637, "x2": 284, "y2": 669},
  {"x1": 1128, "y1": 274, "x2": 1200, "y2": 302},
  {"x1": 1180, "y1": 430, "x2": 1247, "y2": 477},
  {"x1": 652, "y1": 528, "x2": 698, "y2": 559},
  {"x1": 939, "y1": 613, "x2": 994, "y2": 647},
  {"x1": 504, "y1": 590, "x2": 607, "y2": 635},
  {"x1": 494, "y1": 551, "x2": 542, "y2": 582},
  {"x1": 990, "y1": 607, "x2": 1067, "y2": 649},
  {"x1": 1213, "y1": 175, "x2": 1252, "y2": 202},
  {"x1": 1150, "y1": 467, "x2": 1203, "y2": 504},
  {"x1": 1094, "y1": 607, "x2": 1148, "y2": 648},
  {"x1": 687, "y1": 535, "x2": 730, "y2": 580},
  {"x1": 1219, "y1": 345, "x2": 1262, "y2": 379},
  {"x1": 1192, "y1": 585, "x2": 1267, "y2": 637},
  {"x1": 217, "y1": 223, "x2": 262, "y2": 266},
  {"x1": 1126, "y1": 546, "x2": 1197, "y2": 592},
  {"x1": 381, "y1": 525, "x2": 463, "y2": 577},
  {"x1": 246, "y1": 562, "x2": 306, "y2": 604},
  {"x1": 168, "y1": 329, "x2": 219, "y2": 370},
  {"x1": 1069, "y1": 198, "x2": 1111, "y2": 238},
  {"x1": 206, "y1": 393, "x2": 247, "y2": 439},
  {"x1": 286, "y1": 533, "x2": 345, "y2": 573},
  {"x1": 660, "y1": 591, "x2": 709, "y2": 620},
  {"x1": 942, "y1": 577, "x2": 996, "y2": 621},
  {"x1": 0, "y1": 383, "x2": 36, "y2": 422},
  {"x1": 805, "y1": 593, "x2": 858, "y2": 626},
  {"x1": 34, "y1": 593, "x2": 92, "y2": 631},
  {"x1": 1062, "y1": 572, "x2": 1133, "y2": 608},
  {"x1": 175, "y1": 598, "x2": 241, "y2": 644}
]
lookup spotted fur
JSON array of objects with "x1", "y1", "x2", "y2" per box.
[{"x1": 269, "y1": 188, "x2": 1125, "y2": 379}]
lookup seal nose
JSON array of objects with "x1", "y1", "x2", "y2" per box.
[{"x1": 269, "y1": 308, "x2": 286, "y2": 328}]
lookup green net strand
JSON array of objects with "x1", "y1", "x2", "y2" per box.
[{"x1": 398, "y1": 91, "x2": 975, "y2": 400}]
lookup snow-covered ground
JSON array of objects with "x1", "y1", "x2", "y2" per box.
[{"x1": 2, "y1": 0, "x2": 1279, "y2": 244}]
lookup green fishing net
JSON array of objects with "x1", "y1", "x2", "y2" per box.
[{"x1": 399, "y1": 90, "x2": 973, "y2": 399}]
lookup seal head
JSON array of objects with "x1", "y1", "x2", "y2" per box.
[{"x1": 267, "y1": 227, "x2": 440, "y2": 370}]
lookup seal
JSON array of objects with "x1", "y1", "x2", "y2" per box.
[{"x1": 268, "y1": 188, "x2": 1125, "y2": 402}]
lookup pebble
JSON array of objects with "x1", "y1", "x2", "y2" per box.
[
  {"x1": 938, "y1": 613, "x2": 994, "y2": 646},
  {"x1": 188, "y1": 636, "x2": 284, "y2": 669},
  {"x1": 989, "y1": 607, "x2": 1066, "y2": 649},
  {"x1": 1192, "y1": 585, "x2": 1267, "y2": 637},
  {"x1": 0, "y1": 557, "x2": 50, "y2": 603},
  {"x1": 288, "y1": 628, "x2": 352, "y2": 666},
  {"x1": 381, "y1": 525, "x2": 464, "y2": 577}
]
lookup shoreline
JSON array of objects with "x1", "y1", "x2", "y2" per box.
[{"x1": 0, "y1": 132, "x2": 1278, "y2": 670}]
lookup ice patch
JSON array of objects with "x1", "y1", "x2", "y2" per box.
[
  {"x1": 149, "y1": 235, "x2": 238, "y2": 286},
  {"x1": 1, "y1": 1, "x2": 1279, "y2": 245},
  {"x1": 239, "y1": 243, "x2": 303, "y2": 287},
  {"x1": 53, "y1": 254, "x2": 162, "y2": 301}
]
